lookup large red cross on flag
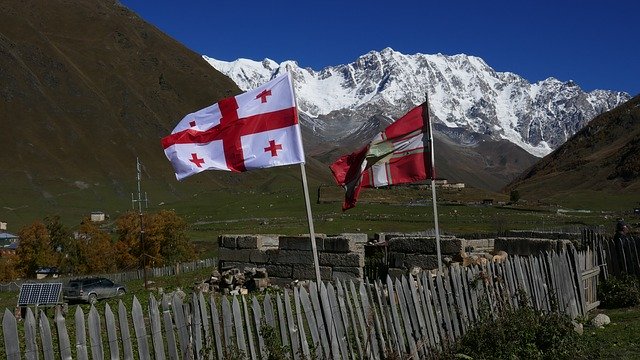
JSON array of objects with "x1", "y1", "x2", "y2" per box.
[{"x1": 162, "y1": 72, "x2": 305, "y2": 180}]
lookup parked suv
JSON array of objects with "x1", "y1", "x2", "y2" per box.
[{"x1": 63, "y1": 277, "x2": 126, "y2": 304}]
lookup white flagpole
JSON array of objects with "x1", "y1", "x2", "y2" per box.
[
  {"x1": 425, "y1": 93, "x2": 443, "y2": 272},
  {"x1": 288, "y1": 69, "x2": 323, "y2": 285}
]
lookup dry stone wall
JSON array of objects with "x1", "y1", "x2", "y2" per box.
[
  {"x1": 218, "y1": 233, "x2": 367, "y2": 284},
  {"x1": 218, "y1": 233, "x2": 573, "y2": 282}
]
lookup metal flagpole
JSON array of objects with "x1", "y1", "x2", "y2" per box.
[
  {"x1": 300, "y1": 163, "x2": 323, "y2": 285},
  {"x1": 425, "y1": 93, "x2": 443, "y2": 272},
  {"x1": 288, "y1": 69, "x2": 323, "y2": 285}
]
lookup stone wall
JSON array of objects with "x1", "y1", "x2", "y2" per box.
[
  {"x1": 218, "y1": 233, "x2": 573, "y2": 282},
  {"x1": 494, "y1": 237, "x2": 573, "y2": 256},
  {"x1": 386, "y1": 235, "x2": 463, "y2": 278},
  {"x1": 218, "y1": 233, "x2": 367, "y2": 284}
]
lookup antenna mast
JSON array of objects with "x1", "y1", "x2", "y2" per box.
[{"x1": 132, "y1": 157, "x2": 149, "y2": 289}]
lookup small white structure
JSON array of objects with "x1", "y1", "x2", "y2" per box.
[
  {"x1": 90, "y1": 211, "x2": 106, "y2": 222},
  {"x1": 0, "y1": 222, "x2": 6, "y2": 230}
]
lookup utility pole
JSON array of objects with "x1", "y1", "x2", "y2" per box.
[{"x1": 132, "y1": 157, "x2": 149, "y2": 289}]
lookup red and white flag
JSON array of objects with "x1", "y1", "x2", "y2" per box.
[
  {"x1": 330, "y1": 103, "x2": 433, "y2": 210},
  {"x1": 162, "y1": 72, "x2": 305, "y2": 180}
]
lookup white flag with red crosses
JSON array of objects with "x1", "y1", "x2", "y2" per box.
[{"x1": 162, "y1": 72, "x2": 305, "y2": 180}]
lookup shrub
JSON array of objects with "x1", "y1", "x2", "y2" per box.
[
  {"x1": 598, "y1": 274, "x2": 640, "y2": 308},
  {"x1": 436, "y1": 304, "x2": 587, "y2": 359}
]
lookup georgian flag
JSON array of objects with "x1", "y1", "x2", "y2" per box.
[
  {"x1": 162, "y1": 72, "x2": 305, "y2": 180},
  {"x1": 330, "y1": 103, "x2": 433, "y2": 210}
]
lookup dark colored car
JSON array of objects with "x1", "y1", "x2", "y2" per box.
[{"x1": 63, "y1": 277, "x2": 126, "y2": 304}]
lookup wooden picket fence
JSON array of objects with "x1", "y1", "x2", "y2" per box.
[
  {"x1": 582, "y1": 229, "x2": 640, "y2": 278},
  {"x1": 2, "y1": 247, "x2": 598, "y2": 359},
  {"x1": 0, "y1": 258, "x2": 218, "y2": 293}
]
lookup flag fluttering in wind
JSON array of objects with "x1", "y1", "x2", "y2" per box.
[
  {"x1": 330, "y1": 103, "x2": 433, "y2": 210},
  {"x1": 162, "y1": 72, "x2": 305, "y2": 180}
]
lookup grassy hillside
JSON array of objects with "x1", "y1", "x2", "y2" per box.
[{"x1": 505, "y1": 95, "x2": 640, "y2": 210}]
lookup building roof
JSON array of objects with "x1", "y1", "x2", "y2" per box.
[{"x1": 0, "y1": 232, "x2": 18, "y2": 240}]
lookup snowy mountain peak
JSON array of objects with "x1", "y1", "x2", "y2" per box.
[{"x1": 203, "y1": 50, "x2": 630, "y2": 157}]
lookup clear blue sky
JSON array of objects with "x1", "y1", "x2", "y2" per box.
[{"x1": 121, "y1": 0, "x2": 638, "y2": 95}]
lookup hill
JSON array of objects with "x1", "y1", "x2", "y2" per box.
[
  {"x1": 504, "y1": 95, "x2": 640, "y2": 210},
  {"x1": 0, "y1": 0, "x2": 332, "y2": 229}
]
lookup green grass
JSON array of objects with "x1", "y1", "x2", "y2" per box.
[{"x1": 583, "y1": 307, "x2": 640, "y2": 359}]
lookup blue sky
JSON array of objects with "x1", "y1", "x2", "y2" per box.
[{"x1": 121, "y1": 0, "x2": 638, "y2": 95}]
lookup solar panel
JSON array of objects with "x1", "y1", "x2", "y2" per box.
[{"x1": 17, "y1": 283, "x2": 62, "y2": 306}]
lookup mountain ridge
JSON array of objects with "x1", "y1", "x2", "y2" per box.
[{"x1": 205, "y1": 48, "x2": 630, "y2": 157}]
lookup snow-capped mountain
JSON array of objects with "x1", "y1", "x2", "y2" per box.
[{"x1": 204, "y1": 48, "x2": 630, "y2": 157}]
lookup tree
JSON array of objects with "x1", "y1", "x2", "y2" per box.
[
  {"x1": 15, "y1": 221, "x2": 58, "y2": 278},
  {"x1": 115, "y1": 210, "x2": 194, "y2": 268},
  {"x1": 0, "y1": 255, "x2": 19, "y2": 282},
  {"x1": 510, "y1": 189, "x2": 521, "y2": 203},
  {"x1": 44, "y1": 215, "x2": 76, "y2": 274},
  {"x1": 153, "y1": 210, "x2": 195, "y2": 264},
  {"x1": 74, "y1": 219, "x2": 116, "y2": 274}
]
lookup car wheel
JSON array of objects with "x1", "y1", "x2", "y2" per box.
[
  {"x1": 117, "y1": 288, "x2": 126, "y2": 296},
  {"x1": 88, "y1": 293, "x2": 98, "y2": 305}
]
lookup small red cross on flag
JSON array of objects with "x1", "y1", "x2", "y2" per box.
[{"x1": 162, "y1": 72, "x2": 306, "y2": 180}]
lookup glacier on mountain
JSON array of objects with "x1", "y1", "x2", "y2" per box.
[{"x1": 204, "y1": 48, "x2": 629, "y2": 157}]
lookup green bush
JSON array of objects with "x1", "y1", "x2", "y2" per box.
[
  {"x1": 598, "y1": 274, "x2": 640, "y2": 308},
  {"x1": 436, "y1": 304, "x2": 587, "y2": 359}
]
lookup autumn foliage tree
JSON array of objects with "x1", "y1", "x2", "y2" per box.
[
  {"x1": 15, "y1": 221, "x2": 58, "y2": 278},
  {"x1": 115, "y1": 210, "x2": 195, "y2": 268},
  {"x1": 7, "y1": 210, "x2": 194, "y2": 280}
]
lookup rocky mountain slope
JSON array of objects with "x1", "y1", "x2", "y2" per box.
[
  {"x1": 505, "y1": 95, "x2": 640, "y2": 204},
  {"x1": 205, "y1": 49, "x2": 630, "y2": 158}
]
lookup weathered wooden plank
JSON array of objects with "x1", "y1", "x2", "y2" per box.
[
  {"x1": 342, "y1": 280, "x2": 364, "y2": 358},
  {"x1": 329, "y1": 283, "x2": 350, "y2": 359},
  {"x1": 386, "y1": 275, "x2": 407, "y2": 355},
  {"x1": 400, "y1": 276, "x2": 425, "y2": 358},
  {"x1": 283, "y1": 290, "x2": 301, "y2": 360},
  {"x1": 463, "y1": 268, "x2": 479, "y2": 324},
  {"x1": 309, "y1": 281, "x2": 331, "y2": 359},
  {"x1": 208, "y1": 295, "x2": 224, "y2": 360},
  {"x1": 198, "y1": 292, "x2": 212, "y2": 360},
  {"x1": 459, "y1": 264, "x2": 473, "y2": 330},
  {"x1": 251, "y1": 296, "x2": 267, "y2": 360},
  {"x1": 221, "y1": 296, "x2": 234, "y2": 356},
  {"x1": 503, "y1": 260, "x2": 518, "y2": 309},
  {"x1": 435, "y1": 272, "x2": 456, "y2": 341},
  {"x1": 395, "y1": 277, "x2": 418, "y2": 359},
  {"x1": 132, "y1": 297, "x2": 151, "y2": 360},
  {"x1": 241, "y1": 296, "x2": 258, "y2": 360},
  {"x1": 104, "y1": 303, "x2": 121, "y2": 360},
  {"x1": 190, "y1": 294, "x2": 204, "y2": 358},
  {"x1": 360, "y1": 281, "x2": 381, "y2": 360},
  {"x1": 35, "y1": 311, "x2": 51, "y2": 360},
  {"x1": 336, "y1": 280, "x2": 356, "y2": 360},
  {"x1": 293, "y1": 287, "x2": 310, "y2": 360},
  {"x1": 173, "y1": 293, "x2": 192, "y2": 359},
  {"x1": 276, "y1": 294, "x2": 292, "y2": 359},
  {"x1": 426, "y1": 271, "x2": 448, "y2": 345},
  {"x1": 349, "y1": 280, "x2": 369, "y2": 359},
  {"x1": 320, "y1": 283, "x2": 340, "y2": 360},
  {"x1": 162, "y1": 295, "x2": 180, "y2": 360},
  {"x1": 23, "y1": 307, "x2": 37, "y2": 360},
  {"x1": 263, "y1": 294, "x2": 275, "y2": 328},
  {"x1": 449, "y1": 265, "x2": 469, "y2": 334},
  {"x1": 232, "y1": 296, "x2": 248, "y2": 356},
  {"x1": 417, "y1": 273, "x2": 438, "y2": 349},
  {"x1": 88, "y1": 305, "x2": 104, "y2": 360},
  {"x1": 118, "y1": 301, "x2": 134, "y2": 360},
  {"x1": 298, "y1": 286, "x2": 325, "y2": 358},
  {"x1": 76, "y1": 306, "x2": 89, "y2": 360},
  {"x1": 55, "y1": 306, "x2": 73, "y2": 360},
  {"x1": 406, "y1": 275, "x2": 430, "y2": 352},
  {"x1": 374, "y1": 279, "x2": 399, "y2": 356},
  {"x1": 3, "y1": 309, "x2": 21, "y2": 360}
]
